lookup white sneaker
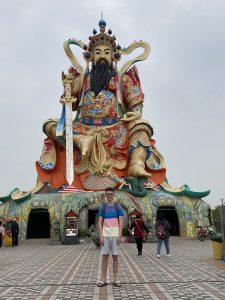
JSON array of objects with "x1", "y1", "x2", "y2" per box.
[
  {"x1": 157, "y1": 255, "x2": 160, "y2": 258},
  {"x1": 166, "y1": 254, "x2": 170, "y2": 257}
]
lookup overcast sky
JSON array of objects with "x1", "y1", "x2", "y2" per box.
[{"x1": 0, "y1": 0, "x2": 224, "y2": 208}]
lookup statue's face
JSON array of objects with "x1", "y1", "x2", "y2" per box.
[{"x1": 93, "y1": 45, "x2": 112, "y2": 65}]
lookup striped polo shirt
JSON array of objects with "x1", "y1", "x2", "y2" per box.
[{"x1": 98, "y1": 203, "x2": 124, "y2": 237}]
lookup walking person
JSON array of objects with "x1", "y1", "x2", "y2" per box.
[
  {"x1": 155, "y1": 213, "x2": 171, "y2": 258},
  {"x1": 0, "y1": 221, "x2": 5, "y2": 248},
  {"x1": 129, "y1": 214, "x2": 149, "y2": 255},
  {"x1": 97, "y1": 187, "x2": 124, "y2": 287},
  {"x1": 11, "y1": 219, "x2": 19, "y2": 246}
]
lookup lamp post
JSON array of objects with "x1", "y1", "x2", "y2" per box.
[{"x1": 220, "y1": 198, "x2": 225, "y2": 261}]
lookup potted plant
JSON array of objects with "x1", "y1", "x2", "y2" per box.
[{"x1": 211, "y1": 236, "x2": 222, "y2": 260}]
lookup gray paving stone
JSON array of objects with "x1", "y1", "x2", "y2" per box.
[{"x1": 0, "y1": 238, "x2": 225, "y2": 299}]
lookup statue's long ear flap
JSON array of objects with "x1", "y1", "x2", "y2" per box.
[
  {"x1": 83, "y1": 51, "x2": 92, "y2": 62},
  {"x1": 113, "y1": 51, "x2": 121, "y2": 62},
  {"x1": 113, "y1": 45, "x2": 122, "y2": 62},
  {"x1": 119, "y1": 41, "x2": 151, "y2": 77}
]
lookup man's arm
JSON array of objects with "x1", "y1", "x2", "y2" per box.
[
  {"x1": 143, "y1": 222, "x2": 149, "y2": 233},
  {"x1": 117, "y1": 216, "x2": 124, "y2": 244},
  {"x1": 98, "y1": 216, "x2": 104, "y2": 246}
]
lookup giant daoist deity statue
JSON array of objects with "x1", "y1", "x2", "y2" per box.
[{"x1": 35, "y1": 17, "x2": 170, "y2": 196}]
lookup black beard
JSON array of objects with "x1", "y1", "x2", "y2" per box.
[{"x1": 90, "y1": 60, "x2": 116, "y2": 97}]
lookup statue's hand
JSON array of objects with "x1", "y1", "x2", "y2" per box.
[
  {"x1": 72, "y1": 76, "x2": 81, "y2": 95},
  {"x1": 121, "y1": 111, "x2": 141, "y2": 122}
]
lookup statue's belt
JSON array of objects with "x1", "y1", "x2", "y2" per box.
[{"x1": 79, "y1": 117, "x2": 120, "y2": 126}]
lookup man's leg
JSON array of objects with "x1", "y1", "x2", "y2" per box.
[
  {"x1": 111, "y1": 237, "x2": 121, "y2": 286},
  {"x1": 101, "y1": 254, "x2": 109, "y2": 282},
  {"x1": 98, "y1": 237, "x2": 110, "y2": 286},
  {"x1": 157, "y1": 238, "x2": 163, "y2": 256},
  {"x1": 164, "y1": 237, "x2": 170, "y2": 255},
  {"x1": 112, "y1": 255, "x2": 119, "y2": 282},
  {"x1": 15, "y1": 234, "x2": 18, "y2": 246},
  {"x1": 12, "y1": 234, "x2": 15, "y2": 246},
  {"x1": 139, "y1": 238, "x2": 143, "y2": 253},
  {"x1": 136, "y1": 237, "x2": 142, "y2": 254},
  {"x1": 135, "y1": 238, "x2": 139, "y2": 252}
]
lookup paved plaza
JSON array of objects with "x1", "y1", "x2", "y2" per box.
[{"x1": 0, "y1": 238, "x2": 225, "y2": 300}]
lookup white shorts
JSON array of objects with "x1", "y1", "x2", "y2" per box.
[{"x1": 101, "y1": 237, "x2": 119, "y2": 255}]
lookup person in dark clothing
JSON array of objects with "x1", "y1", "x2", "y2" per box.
[
  {"x1": 11, "y1": 220, "x2": 19, "y2": 246},
  {"x1": 130, "y1": 214, "x2": 149, "y2": 255},
  {"x1": 155, "y1": 213, "x2": 171, "y2": 258},
  {"x1": 0, "y1": 221, "x2": 5, "y2": 248}
]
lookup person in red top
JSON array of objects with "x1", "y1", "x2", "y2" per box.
[{"x1": 129, "y1": 214, "x2": 149, "y2": 255}]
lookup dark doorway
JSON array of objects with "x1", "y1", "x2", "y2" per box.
[
  {"x1": 157, "y1": 207, "x2": 180, "y2": 236},
  {"x1": 27, "y1": 209, "x2": 50, "y2": 238},
  {"x1": 88, "y1": 210, "x2": 98, "y2": 228},
  {"x1": 208, "y1": 208, "x2": 212, "y2": 225}
]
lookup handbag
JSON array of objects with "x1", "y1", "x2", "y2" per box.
[{"x1": 135, "y1": 220, "x2": 145, "y2": 239}]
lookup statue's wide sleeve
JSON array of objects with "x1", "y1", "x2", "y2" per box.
[{"x1": 121, "y1": 65, "x2": 144, "y2": 110}]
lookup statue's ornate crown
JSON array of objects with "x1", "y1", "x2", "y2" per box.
[
  {"x1": 87, "y1": 17, "x2": 121, "y2": 53},
  {"x1": 83, "y1": 16, "x2": 121, "y2": 62}
]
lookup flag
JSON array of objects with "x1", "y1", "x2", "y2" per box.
[
  {"x1": 144, "y1": 181, "x2": 159, "y2": 191},
  {"x1": 59, "y1": 185, "x2": 93, "y2": 193}
]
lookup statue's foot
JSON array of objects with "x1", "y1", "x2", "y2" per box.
[
  {"x1": 128, "y1": 164, "x2": 151, "y2": 178},
  {"x1": 39, "y1": 138, "x2": 56, "y2": 170}
]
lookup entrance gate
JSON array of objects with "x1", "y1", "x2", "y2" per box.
[
  {"x1": 157, "y1": 206, "x2": 180, "y2": 236},
  {"x1": 27, "y1": 208, "x2": 50, "y2": 238},
  {"x1": 88, "y1": 210, "x2": 98, "y2": 228}
]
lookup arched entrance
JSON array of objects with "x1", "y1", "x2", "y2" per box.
[
  {"x1": 88, "y1": 210, "x2": 98, "y2": 228},
  {"x1": 157, "y1": 206, "x2": 180, "y2": 236},
  {"x1": 27, "y1": 208, "x2": 50, "y2": 238}
]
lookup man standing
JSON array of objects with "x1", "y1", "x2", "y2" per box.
[
  {"x1": 0, "y1": 221, "x2": 5, "y2": 248},
  {"x1": 11, "y1": 219, "x2": 19, "y2": 246},
  {"x1": 97, "y1": 187, "x2": 124, "y2": 287}
]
